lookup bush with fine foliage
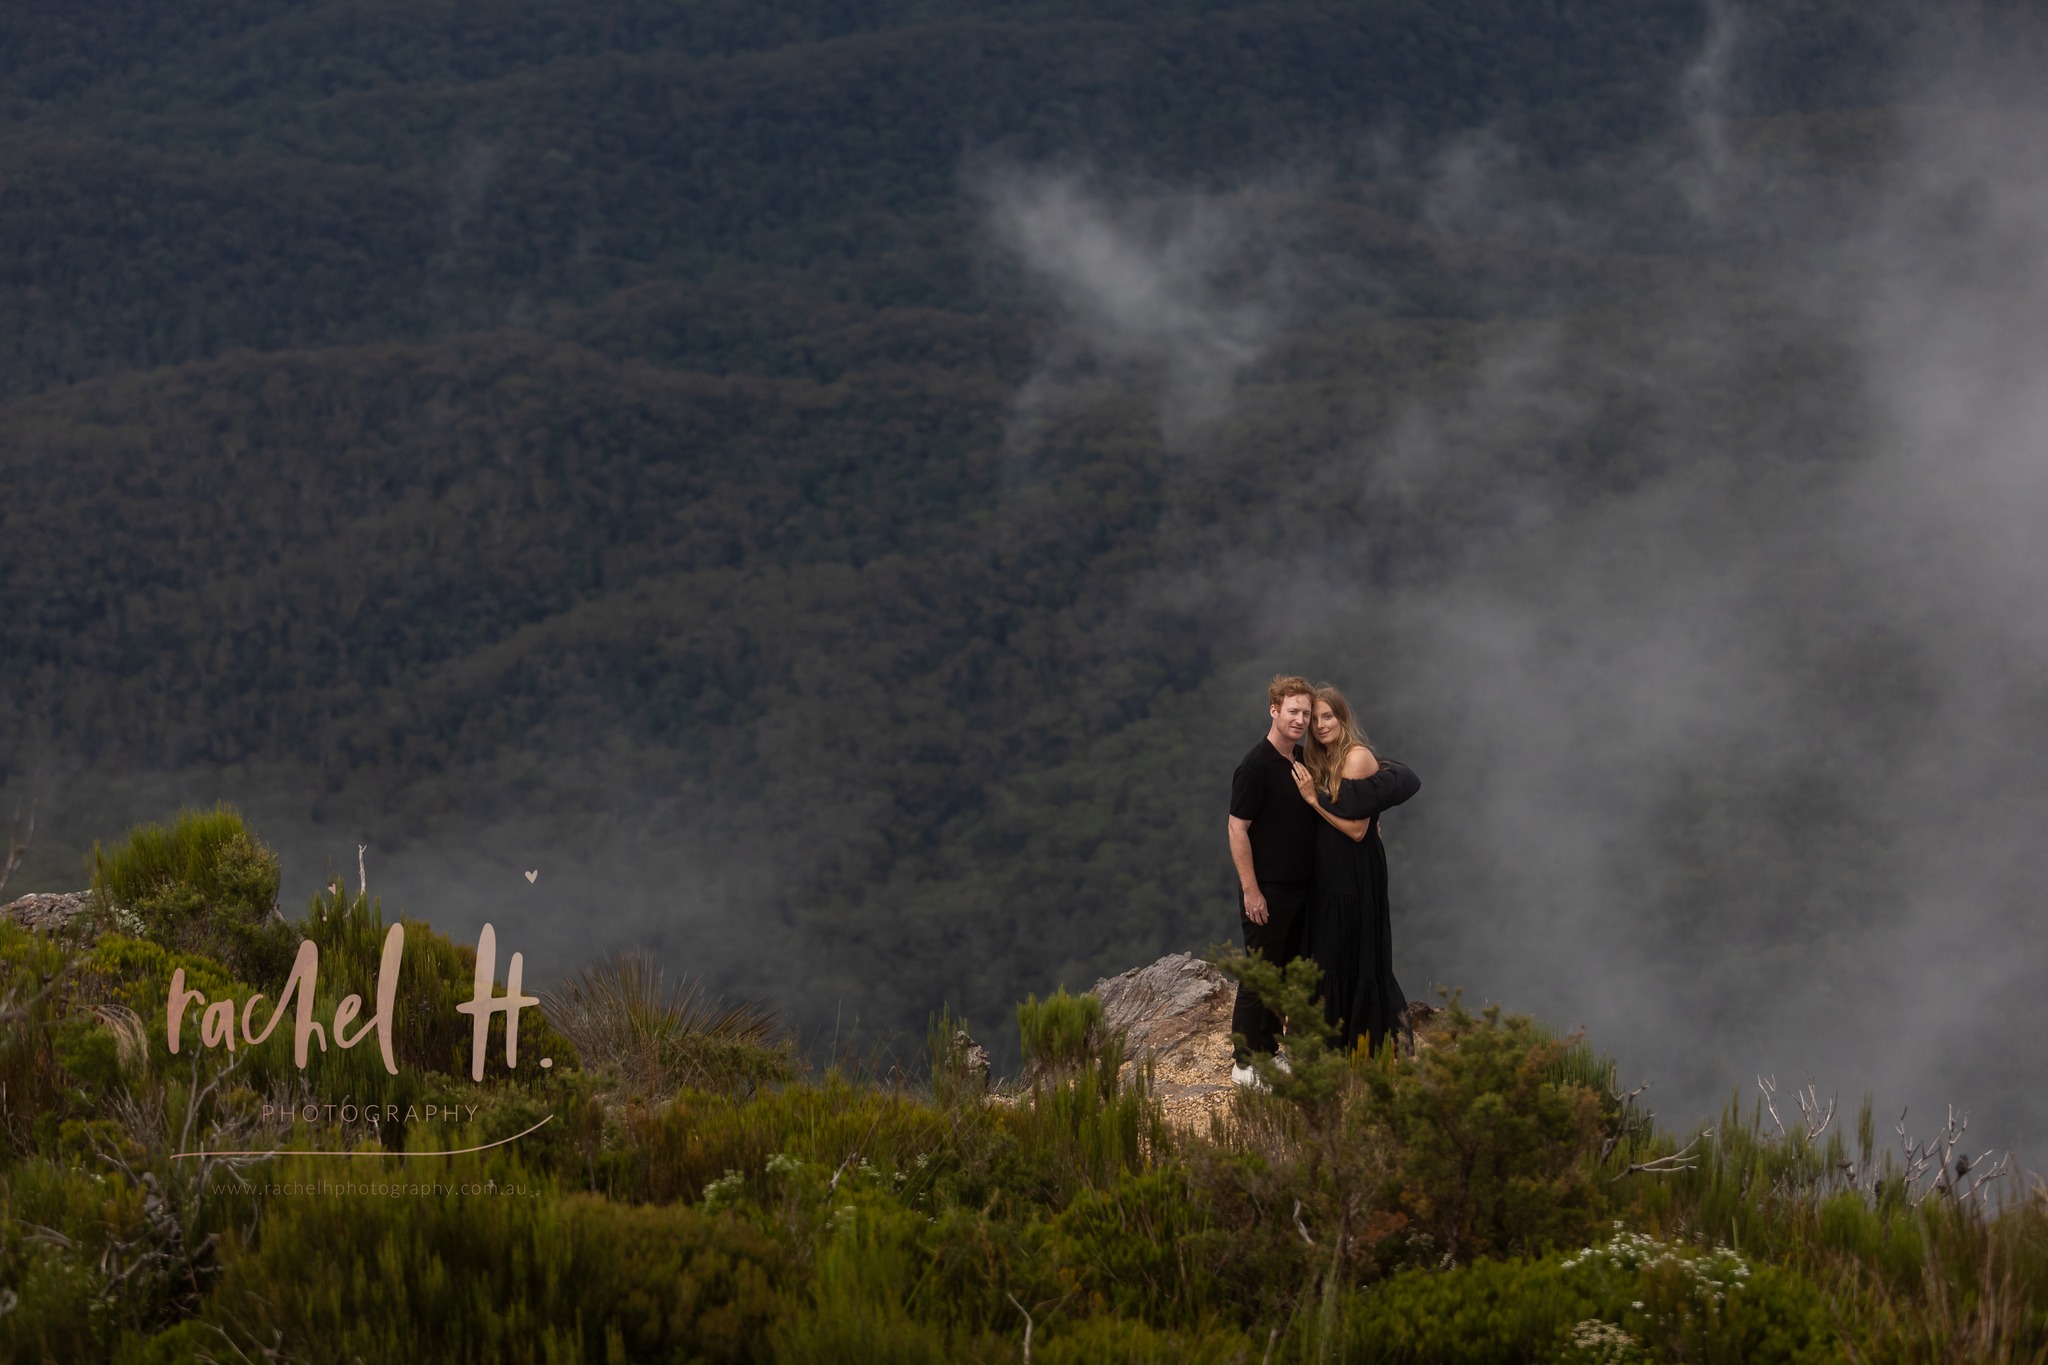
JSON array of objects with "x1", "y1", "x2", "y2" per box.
[
  {"x1": 1361, "y1": 995, "x2": 1611, "y2": 1266},
  {"x1": 11, "y1": 810, "x2": 2048, "y2": 1362},
  {"x1": 90, "y1": 805, "x2": 295, "y2": 984},
  {"x1": 1345, "y1": 1235, "x2": 1837, "y2": 1364},
  {"x1": 192, "y1": 1158, "x2": 786, "y2": 1365}
]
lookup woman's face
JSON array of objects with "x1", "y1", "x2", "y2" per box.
[{"x1": 1313, "y1": 702, "x2": 1342, "y2": 745}]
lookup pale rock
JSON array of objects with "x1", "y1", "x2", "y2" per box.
[
  {"x1": 1088, "y1": 952, "x2": 1238, "y2": 1129},
  {"x1": 0, "y1": 890, "x2": 95, "y2": 935},
  {"x1": 1085, "y1": 951, "x2": 1439, "y2": 1132}
]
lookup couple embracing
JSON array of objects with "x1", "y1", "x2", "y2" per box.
[{"x1": 1226, "y1": 675, "x2": 1420, "y2": 1086}]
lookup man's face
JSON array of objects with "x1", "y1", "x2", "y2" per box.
[{"x1": 1272, "y1": 693, "x2": 1313, "y2": 743}]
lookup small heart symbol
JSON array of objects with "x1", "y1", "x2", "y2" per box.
[{"x1": 523, "y1": 870, "x2": 538, "y2": 883}]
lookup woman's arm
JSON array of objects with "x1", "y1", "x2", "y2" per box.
[
  {"x1": 1291, "y1": 761, "x2": 1371, "y2": 842},
  {"x1": 1324, "y1": 757, "x2": 1421, "y2": 822}
]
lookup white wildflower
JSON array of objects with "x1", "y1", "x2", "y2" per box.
[
  {"x1": 700, "y1": 1169, "x2": 745, "y2": 1211},
  {"x1": 1568, "y1": 1319, "x2": 1639, "y2": 1364}
]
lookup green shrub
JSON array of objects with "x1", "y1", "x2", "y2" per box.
[
  {"x1": 1211, "y1": 946, "x2": 1346, "y2": 1112},
  {"x1": 1347, "y1": 1257, "x2": 1600, "y2": 1363},
  {"x1": 1051, "y1": 1169, "x2": 1218, "y2": 1325},
  {"x1": 1347, "y1": 1236, "x2": 1837, "y2": 1365},
  {"x1": 1003, "y1": 1040, "x2": 1165, "y2": 1205},
  {"x1": 0, "y1": 1182, "x2": 108, "y2": 1361},
  {"x1": 91, "y1": 806, "x2": 294, "y2": 984},
  {"x1": 117, "y1": 1319, "x2": 211, "y2": 1363},
  {"x1": 1198, "y1": 949, "x2": 1404, "y2": 1323},
  {"x1": 1534, "y1": 1023, "x2": 1620, "y2": 1099},
  {"x1": 1034, "y1": 1315, "x2": 1255, "y2": 1365},
  {"x1": 198, "y1": 1159, "x2": 788, "y2": 1364},
  {"x1": 904, "y1": 1201, "x2": 1063, "y2": 1333},
  {"x1": 0, "y1": 920, "x2": 83, "y2": 1155},
  {"x1": 0, "y1": 1152, "x2": 246, "y2": 1359},
  {"x1": 1362, "y1": 996, "x2": 1610, "y2": 1264},
  {"x1": 606, "y1": 1074, "x2": 952, "y2": 1207},
  {"x1": 1000, "y1": 984, "x2": 1166, "y2": 1209},
  {"x1": 772, "y1": 1201, "x2": 972, "y2": 1364},
  {"x1": 299, "y1": 881, "x2": 580, "y2": 1094},
  {"x1": 1629, "y1": 1092, "x2": 2048, "y2": 1359},
  {"x1": 23, "y1": 848, "x2": 2043, "y2": 1365}
]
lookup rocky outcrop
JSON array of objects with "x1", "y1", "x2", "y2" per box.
[
  {"x1": 1092, "y1": 953, "x2": 1233, "y2": 1063},
  {"x1": 946, "y1": 1030, "x2": 991, "y2": 1085},
  {"x1": 1, "y1": 890, "x2": 95, "y2": 935},
  {"x1": 1089, "y1": 952, "x2": 1239, "y2": 1129},
  {"x1": 1089, "y1": 951, "x2": 1444, "y2": 1131}
]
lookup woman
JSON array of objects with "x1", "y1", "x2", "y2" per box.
[{"x1": 1289, "y1": 685, "x2": 1421, "y2": 1056}]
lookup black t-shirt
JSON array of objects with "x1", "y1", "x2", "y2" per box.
[{"x1": 1229, "y1": 736, "x2": 1320, "y2": 885}]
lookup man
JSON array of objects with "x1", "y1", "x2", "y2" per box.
[{"x1": 1226, "y1": 674, "x2": 1321, "y2": 1085}]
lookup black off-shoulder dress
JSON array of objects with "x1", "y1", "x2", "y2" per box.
[{"x1": 1300, "y1": 758, "x2": 1421, "y2": 1055}]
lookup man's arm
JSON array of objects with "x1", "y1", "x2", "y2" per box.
[{"x1": 1228, "y1": 815, "x2": 1268, "y2": 924}]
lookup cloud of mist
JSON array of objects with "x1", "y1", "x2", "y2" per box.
[
  {"x1": 1374, "y1": 94, "x2": 2048, "y2": 1143},
  {"x1": 979, "y1": 169, "x2": 1290, "y2": 446},
  {"x1": 1824, "y1": 99, "x2": 2048, "y2": 1115},
  {"x1": 1396, "y1": 89, "x2": 2048, "y2": 1141},
  {"x1": 987, "y1": 28, "x2": 2048, "y2": 1144},
  {"x1": 1676, "y1": 0, "x2": 1743, "y2": 207}
]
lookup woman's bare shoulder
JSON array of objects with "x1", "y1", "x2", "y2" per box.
[{"x1": 1342, "y1": 745, "x2": 1380, "y2": 778}]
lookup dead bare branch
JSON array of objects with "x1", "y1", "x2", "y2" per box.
[
  {"x1": 1893, "y1": 1104, "x2": 2012, "y2": 1206},
  {"x1": 81, "y1": 1048, "x2": 263, "y2": 1323},
  {"x1": 1006, "y1": 1291, "x2": 1035, "y2": 1365},
  {"x1": 1792, "y1": 1081, "x2": 1835, "y2": 1141},
  {"x1": 1758, "y1": 1074, "x2": 1786, "y2": 1139},
  {"x1": 1957, "y1": 1150, "x2": 2013, "y2": 1204},
  {"x1": 1624, "y1": 1131, "x2": 1704, "y2": 1175},
  {"x1": 1599, "y1": 1078, "x2": 1656, "y2": 1162}
]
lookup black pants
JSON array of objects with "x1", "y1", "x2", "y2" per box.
[{"x1": 1230, "y1": 880, "x2": 1310, "y2": 1064}]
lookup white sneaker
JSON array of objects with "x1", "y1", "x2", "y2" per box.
[{"x1": 1230, "y1": 1062, "x2": 1267, "y2": 1090}]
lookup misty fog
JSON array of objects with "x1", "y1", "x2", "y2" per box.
[
  {"x1": 8, "y1": 3, "x2": 2048, "y2": 1156},
  {"x1": 985, "y1": 32, "x2": 2048, "y2": 1145}
]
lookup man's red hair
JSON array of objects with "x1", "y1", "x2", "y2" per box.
[{"x1": 1267, "y1": 674, "x2": 1314, "y2": 709}]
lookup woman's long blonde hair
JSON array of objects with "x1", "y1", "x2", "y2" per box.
[{"x1": 1303, "y1": 684, "x2": 1371, "y2": 799}]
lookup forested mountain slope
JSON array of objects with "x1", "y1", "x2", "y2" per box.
[
  {"x1": 0, "y1": 0, "x2": 1912, "y2": 397},
  {"x1": 10, "y1": 0, "x2": 2042, "y2": 1130}
]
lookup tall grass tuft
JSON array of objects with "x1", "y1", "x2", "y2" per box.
[
  {"x1": 540, "y1": 949, "x2": 791, "y2": 1099},
  {"x1": 1533, "y1": 1021, "x2": 1619, "y2": 1098},
  {"x1": 1015, "y1": 986, "x2": 1103, "y2": 1077},
  {"x1": 1637, "y1": 1086, "x2": 2048, "y2": 1359},
  {"x1": 1007, "y1": 988, "x2": 1165, "y2": 1203}
]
